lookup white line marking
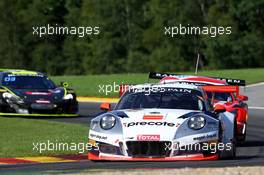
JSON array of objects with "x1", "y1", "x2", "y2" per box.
[
  {"x1": 249, "y1": 106, "x2": 264, "y2": 110},
  {"x1": 246, "y1": 82, "x2": 264, "y2": 88}
]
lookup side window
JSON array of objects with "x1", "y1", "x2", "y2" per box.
[
  {"x1": 206, "y1": 92, "x2": 233, "y2": 103},
  {"x1": 198, "y1": 99, "x2": 204, "y2": 111},
  {"x1": 227, "y1": 96, "x2": 233, "y2": 102},
  {"x1": 204, "y1": 92, "x2": 214, "y2": 111}
]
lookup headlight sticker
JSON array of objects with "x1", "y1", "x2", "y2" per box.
[
  {"x1": 100, "y1": 114, "x2": 116, "y2": 130},
  {"x1": 188, "y1": 115, "x2": 206, "y2": 130}
]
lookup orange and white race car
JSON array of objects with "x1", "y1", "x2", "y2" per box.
[{"x1": 89, "y1": 83, "x2": 237, "y2": 161}]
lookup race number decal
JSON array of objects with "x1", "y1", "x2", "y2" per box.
[{"x1": 4, "y1": 77, "x2": 16, "y2": 82}]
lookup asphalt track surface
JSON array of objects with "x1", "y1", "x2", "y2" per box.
[{"x1": 1, "y1": 85, "x2": 264, "y2": 174}]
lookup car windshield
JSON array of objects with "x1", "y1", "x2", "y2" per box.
[
  {"x1": 206, "y1": 92, "x2": 233, "y2": 102},
  {"x1": 2, "y1": 75, "x2": 56, "y2": 89},
  {"x1": 116, "y1": 88, "x2": 206, "y2": 111}
]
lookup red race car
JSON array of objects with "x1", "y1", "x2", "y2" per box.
[
  {"x1": 149, "y1": 72, "x2": 248, "y2": 142},
  {"x1": 119, "y1": 72, "x2": 248, "y2": 142}
]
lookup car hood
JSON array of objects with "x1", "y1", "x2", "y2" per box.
[{"x1": 116, "y1": 109, "x2": 200, "y2": 141}]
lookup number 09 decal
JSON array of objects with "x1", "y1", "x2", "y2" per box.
[{"x1": 4, "y1": 77, "x2": 16, "y2": 82}]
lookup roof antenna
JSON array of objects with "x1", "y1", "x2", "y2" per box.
[{"x1": 195, "y1": 52, "x2": 200, "y2": 75}]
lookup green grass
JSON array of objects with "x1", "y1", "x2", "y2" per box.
[
  {"x1": 51, "y1": 68, "x2": 264, "y2": 97},
  {"x1": 0, "y1": 117, "x2": 88, "y2": 157}
]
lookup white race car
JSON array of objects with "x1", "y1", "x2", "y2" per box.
[{"x1": 88, "y1": 83, "x2": 236, "y2": 161}]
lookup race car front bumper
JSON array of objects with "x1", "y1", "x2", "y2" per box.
[
  {"x1": 0, "y1": 99, "x2": 78, "y2": 116},
  {"x1": 88, "y1": 152, "x2": 218, "y2": 161},
  {"x1": 87, "y1": 139, "x2": 220, "y2": 161}
]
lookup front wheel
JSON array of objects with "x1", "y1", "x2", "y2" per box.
[{"x1": 219, "y1": 121, "x2": 237, "y2": 159}]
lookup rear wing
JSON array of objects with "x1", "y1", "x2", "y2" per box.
[
  {"x1": 149, "y1": 72, "x2": 246, "y2": 86},
  {"x1": 149, "y1": 72, "x2": 180, "y2": 79},
  {"x1": 202, "y1": 85, "x2": 249, "y2": 101},
  {"x1": 202, "y1": 85, "x2": 239, "y2": 94},
  {"x1": 211, "y1": 77, "x2": 245, "y2": 86}
]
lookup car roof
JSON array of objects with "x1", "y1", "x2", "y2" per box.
[{"x1": 0, "y1": 69, "x2": 45, "y2": 76}]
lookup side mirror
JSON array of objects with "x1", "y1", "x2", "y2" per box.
[
  {"x1": 237, "y1": 95, "x2": 248, "y2": 101},
  {"x1": 214, "y1": 104, "x2": 226, "y2": 113},
  {"x1": 100, "y1": 103, "x2": 111, "y2": 111},
  {"x1": 60, "y1": 82, "x2": 69, "y2": 88}
]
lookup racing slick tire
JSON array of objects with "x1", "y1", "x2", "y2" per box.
[{"x1": 219, "y1": 121, "x2": 237, "y2": 159}]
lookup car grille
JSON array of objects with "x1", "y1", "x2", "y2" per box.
[
  {"x1": 30, "y1": 103, "x2": 60, "y2": 114},
  {"x1": 126, "y1": 141, "x2": 171, "y2": 157},
  {"x1": 31, "y1": 103, "x2": 55, "y2": 110}
]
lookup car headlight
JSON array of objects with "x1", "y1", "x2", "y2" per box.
[
  {"x1": 2, "y1": 92, "x2": 12, "y2": 99},
  {"x1": 100, "y1": 114, "x2": 116, "y2": 130},
  {"x1": 2, "y1": 92, "x2": 24, "y2": 104},
  {"x1": 188, "y1": 115, "x2": 206, "y2": 130}
]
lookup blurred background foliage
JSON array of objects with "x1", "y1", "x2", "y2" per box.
[{"x1": 0, "y1": 0, "x2": 263, "y2": 75}]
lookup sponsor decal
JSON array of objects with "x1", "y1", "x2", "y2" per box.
[
  {"x1": 143, "y1": 114, "x2": 164, "y2": 120},
  {"x1": 137, "y1": 135, "x2": 160, "y2": 141},
  {"x1": 123, "y1": 121, "x2": 179, "y2": 127},
  {"x1": 90, "y1": 133, "x2": 107, "y2": 140},
  {"x1": 166, "y1": 88, "x2": 192, "y2": 93},
  {"x1": 171, "y1": 81, "x2": 208, "y2": 86},
  {"x1": 193, "y1": 133, "x2": 217, "y2": 141},
  {"x1": 36, "y1": 100, "x2": 51, "y2": 104}
]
